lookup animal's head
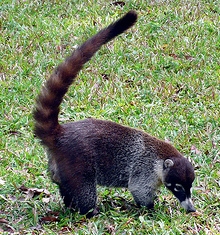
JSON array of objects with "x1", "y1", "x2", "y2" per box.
[{"x1": 162, "y1": 157, "x2": 196, "y2": 213}]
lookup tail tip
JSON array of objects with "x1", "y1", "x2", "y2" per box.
[{"x1": 124, "y1": 10, "x2": 138, "y2": 24}]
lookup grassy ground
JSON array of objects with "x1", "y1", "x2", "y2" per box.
[{"x1": 1, "y1": 0, "x2": 219, "y2": 234}]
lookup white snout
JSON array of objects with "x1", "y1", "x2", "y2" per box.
[{"x1": 180, "y1": 198, "x2": 196, "y2": 212}]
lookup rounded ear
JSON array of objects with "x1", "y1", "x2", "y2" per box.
[{"x1": 164, "y1": 159, "x2": 174, "y2": 168}]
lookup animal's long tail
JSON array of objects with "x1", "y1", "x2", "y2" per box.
[{"x1": 33, "y1": 10, "x2": 137, "y2": 147}]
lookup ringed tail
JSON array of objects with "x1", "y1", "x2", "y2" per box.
[{"x1": 33, "y1": 11, "x2": 138, "y2": 147}]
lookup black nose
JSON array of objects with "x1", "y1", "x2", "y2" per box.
[{"x1": 187, "y1": 207, "x2": 196, "y2": 213}]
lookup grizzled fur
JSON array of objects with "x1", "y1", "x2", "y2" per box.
[{"x1": 33, "y1": 11, "x2": 196, "y2": 217}]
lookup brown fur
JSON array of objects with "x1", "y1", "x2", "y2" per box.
[{"x1": 33, "y1": 11, "x2": 195, "y2": 216}]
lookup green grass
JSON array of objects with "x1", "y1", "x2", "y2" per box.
[{"x1": 1, "y1": 0, "x2": 220, "y2": 234}]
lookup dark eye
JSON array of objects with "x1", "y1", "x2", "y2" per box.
[{"x1": 174, "y1": 184, "x2": 184, "y2": 192}]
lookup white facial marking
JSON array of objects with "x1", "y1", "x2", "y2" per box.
[
  {"x1": 174, "y1": 184, "x2": 184, "y2": 192},
  {"x1": 165, "y1": 183, "x2": 172, "y2": 187}
]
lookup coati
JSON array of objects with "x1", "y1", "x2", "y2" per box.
[{"x1": 33, "y1": 10, "x2": 196, "y2": 217}]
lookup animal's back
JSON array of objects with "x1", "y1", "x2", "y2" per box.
[{"x1": 57, "y1": 118, "x2": 146, "y2": 187}]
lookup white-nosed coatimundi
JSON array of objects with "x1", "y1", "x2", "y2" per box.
[{"x1": 33, "y1": 11, "x2": 196, "y2": 217}]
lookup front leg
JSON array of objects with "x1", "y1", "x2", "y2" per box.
[
  {"x1": 128, "y1": 165, "x2": 160, "y2": 209},
  {"x1": 129, "y1": 182, "x2": 156, "y2": 209}
]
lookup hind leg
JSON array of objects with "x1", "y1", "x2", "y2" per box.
[{"x1": 59, "y1": 170, "x2": 98, "y2": 216}]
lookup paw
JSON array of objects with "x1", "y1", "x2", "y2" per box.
[
  {"x1": 86, "y1": 207, "x2": 100, "y2": 219},
  {"x1": 146, "y1": 202, "x2": 154, "y2": 210}
]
